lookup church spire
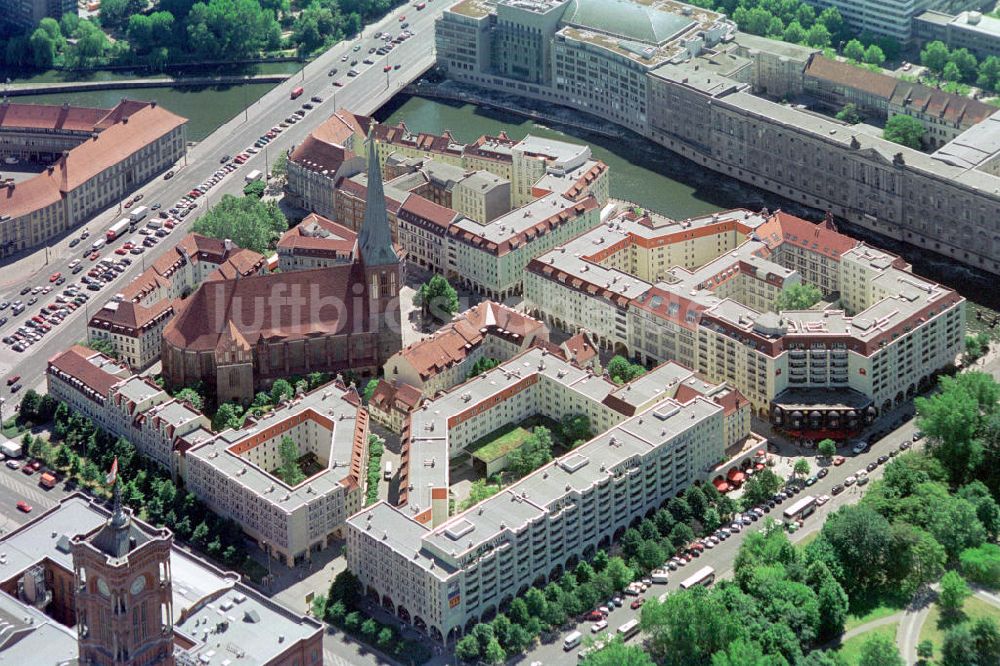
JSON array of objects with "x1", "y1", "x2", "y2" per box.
[{"x1": 358, "y1": 128, "x2": 398, "y2": 268}]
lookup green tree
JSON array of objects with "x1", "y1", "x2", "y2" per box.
[
  {"x1": 794, "y1": 459, "x2": 811, "y2": 478},
  {"x1": 414, "y1": 274, "x2": 459, "y2": 321},
  {"x1": 741, "y1": 468, "x2": 785, "y2": 508},
  {"x1": 607, "y1": 355, "x2": 645, "y2": 384},
  {"x1": 819, "y1": 505, "x2": 895, "y2": 595},
  {"x1": 243, "y1": 179, "x2": 266, "y2": 198},
  {"x1": 806, "y1": 22, "x2": 831, "y2": 48},
  {"x1": 942, "y1": 60, "x2": 962, "y2": 82},
  {"x1": 960, "y1": 543, "x2": 1000, "y2": 589},
  {"x1": 843, "y1": 39, "x2": 865, "y2": 62},
  {"x1": 71, "y1": 20, "x2": 108, "y2": 67},
  {"x1": 939, "y1": 570, "x2": 971, "y2": 616},
  {"x1": 883, "y1": 115, "x2": 924, "y2": 150},
  {"x1": 270, "y1": 378, "x2": 294, "y2": 404},
  {"x1": 605, "y1": 556, "x2": 634, "y2": 592},
  {"x1": 949, "y1": 48, "x2": 978, "y2": 82},
  {"x1": 582, "y1": 636, "x2": 656, "y2": 665},
  {"x1": 276, "y1": 435, "x2": 305, "y2": 485},
  {"x1": 978, "y1": 55, "x2": 1000, "y2": 91},
  {"x1": 836, "y1": 103, "x2": 862, "y2": 124},
  {"x1": 270, "y1": 152, "x2": 288, "y2": 178},
  {"x1": 212, "y1": 402, "x2": 243, "y2": 432},
  {"x1": 863, "y1": 44, "x2": 886, "y2": 67},
  {"x1": 327, "y1": 570, "x2": 361, "y2": 609},
  {"x1": 467, "y1": 357, "x2": 500, "y2": 378},
  {"x1": 921, "y1": 40, "x2": 951, "y2": 73},
  {"x1": 185, "y1": 0, "x2": 281, "y2": 60},
  {"x1": 641, "y1": 589, "x2": 746, "y2": 666},
  {"x1": 192, "y1": 193, "x2": 287, "y2": 255},
  {"x1": 459, "y1": 479, "x2": 501, "y2": 511},
  {"x1": 362, "y1": 378, "x2": 378, "y2": 403},
  {"x1": 173, "y1": 387, "x2": 204, "y2": 411},
  {"x1": 775, "y1": 283, "x2": 822, "y2": 311},
  {"x1": 858, "y1": 632, "x2": 904, "y2": 666},
  {"x1": 782, "y1": 20, "x2": 806, "y2": 44},
  {"x1": 29, "y1": 28, "x2": 56, "y2": 69},
  {"x1": 482, "y1": 638, "x2": 505, "y2": 665},
  {"x1": 560, "y1": 413, "x2": 593, "y2": 447},
  {"x1": 917, "y1": 640, "x2": 934, "y2": 661},
  {"x1": 818, "y1": 439, "x2": 837, "y2": 458},
  {"x1": 455, "y1": 634, "x2": 480, "y2": 662},
  {"x1": 941, "y1": 617, "x2": 1000, "y2": 666}
]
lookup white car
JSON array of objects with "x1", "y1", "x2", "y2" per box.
[
  {"x1": 817, "y1": 495, "x2": 830, "y2": 506},
  {"x1": 591, "y1": 620, "x2": 608, "y2": 633},
  {"x1": 844, "y1": 475, "x2": 857, "y2": 486}
]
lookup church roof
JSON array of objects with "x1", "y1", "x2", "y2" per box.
[{"x1": 358, "y1": 132, "x2": 400, "y2": 268}]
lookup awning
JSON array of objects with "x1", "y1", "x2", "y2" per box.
[
  {"x1": 754, "y1": 463, "x2": 766, "y2": 471},
  {"x1": 712, "y1": 479, "x2": 730, "y2": 493},
  {"x1": 727, "y1": 469, "x2": 746, "y2": 483}
]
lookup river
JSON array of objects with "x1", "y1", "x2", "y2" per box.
[{"x1": 377, "y1": 94, "x2": 1000, "y2": 325}]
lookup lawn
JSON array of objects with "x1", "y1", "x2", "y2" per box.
[
  {"x1": 843, "y1": 589, "x2": 910, "y2": 633},
  {"x1": 918, "y1": 594, "x2": 1000, "y2": 655},
  {"x1": 836, "y1": 624, "x2": 898, "y2": 665},
  {"x1": 469, "y1": 425, "x2": 533, "y2": 463}
]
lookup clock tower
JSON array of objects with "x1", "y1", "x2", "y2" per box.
[{"x1": 71, "y1": 476, "x2": 175, "y2": 666}]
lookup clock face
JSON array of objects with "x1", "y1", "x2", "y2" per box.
[
  {"x1": 97, "y1": 578, "x2": 110, "y2": 598},
  {"x1": 130, "y1": 575, "x2": 146, "y2": 595}
]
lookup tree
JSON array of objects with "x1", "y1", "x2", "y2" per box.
[
  {"x1": 29, "y1": 28, "x2": 56, "y2": 69},
  {"x1": 185, "y1": 0, "x2": 281, "y2": 60},
  {"x1": 669, "y1": 522, "x2": 695, "y2": 551},
  {"x1": 941, "y1": 617, "x2": 1000, "y2": 666},
  {"x1": 921, "y1": 41, "x2": 951, "y2": 73},
  {"x1": 641, "y1": 589, "x2": 747, "y2": 666},
  {"x1": 582, "y1": 637, "x2": 656, "y2": 665},
  {"x1": 806, "y1": 22, "x2": 831, "y2": 48},
  {"x1": 606, "y1": 355, "x2": 645, "y2": 384},
  {"x1": 836, "y1": 103, "x2": 862, "y2": 125},
  {"x1": 775, "y1": 283, "x2": 822, "y2": 311},
  {"x1": 173, "y1": 387, "x2": 204, "y2": 411},
  {"x1": 455, "y1": 634, "x2": 480, "y2": 662},
  {"x1": 467, "y1": 357, "x2": 500, "y2": 378},
  {"x1": 883, "y1": 115, "x2": 924, "y2": 150},
  {"x1": 782, "y1": 20, "x2": 806, "y2": 44},
  {"x1": 327, "y1": 570, "x2": 361, "y2": 609},
  {"x1": 276, "y1": 435, "x2": 305, "y2": 486},
  {"x1": 819, "y1": 505, "x2": 895, "y2": 595},
  {"x1": 942, "y1": 60, "x2": 962, "y2": 82},
  {"x1": 939, "y1": 571, "x2": 971, "y2": 616},
  {"x1": 270, "y1": 379, "x2": 294, "y2": 404},
  {"x1": 818, "y1": 439, "x2": 837, "y2": 458},
  {"x1": 960, "y1": 543, "x2": 1000, "y2": 589},
  {"x1": 605, "y1": 557, "x2": 634, "y2": 592},
  {"x1": 978, "y1": 55, "x2": 1000, "y2": 91},
  {"x1": 212, "y1": 402, "x2": 242, "y2": 431},
  {"x1": 816, "y1": 573, "x2": 849, "y2": 641},
  {"x1": 843, "y1": 39, "x2": 865, "y2": 62},
  {"x1": 917, "y1": 640, "x2": 934, "y2": 662},
  {"x1": 243, "y1": 179, "x2": 266, "y2": 198},
  {"x1": 560, "y1": 413, "x2": 593, "y2": 447},
  {"x1": 858, "y1": 632, "x2": 904, "y2": 666},
  {"x1": 414, "y1": 274, "x2": 459, "y2": 321},
  {"x1": 482, "y1": 638, "x2": 505, "y2": 665},
  {"x1": 863, "y1": 44, "x2": 886, "y2": 67},
  {"x1": 949, "y1": 48, "x2": 978, "y2": 82},
  {"x1": 270, "y1": 152, "x2": 288, "y2": 179},
  {"x1": 794, "y1": 459, "x2": 811, "y2": 478},
  {"x1": 741, "y1": 469, "x2": 785, "y2": 508},
  {"x1": 192, "y1": 193, "x2": 287, "y2": 255},
  {"x1": 362, "y1": 378, "x2": 378, "y2": 403}
]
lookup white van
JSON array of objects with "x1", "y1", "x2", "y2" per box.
[
  {"x1": 90, "y1": 238, "x2": 106, "y2": 252},
  {"x1": 245, "y1": 169, "x2": 263, "y2": 182},
  {"x1": 651, "y1": 571, "x2": 669, "y2": 584},
  {"x1": 563, "y1": 631, "x2": 583, "y2": 651},
  {"x1": 383, "y1": 460, "x2": 393, "y2": 480}
]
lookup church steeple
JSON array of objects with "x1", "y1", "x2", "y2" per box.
[{"x1": 358, "y1": 129, "x2": 398, "y2": 268}]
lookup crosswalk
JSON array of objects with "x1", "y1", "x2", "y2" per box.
[{"x1": 0, "y1": 467, "x2": 57, "y2": 511}]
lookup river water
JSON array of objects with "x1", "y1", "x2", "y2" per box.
[{"x1": 377, "y1": 94, "x2": 1000, "y2": 320}]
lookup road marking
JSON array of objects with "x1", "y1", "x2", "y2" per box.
[{"x1": 0, "y1": 469, "x2": 54, "y2": 508}]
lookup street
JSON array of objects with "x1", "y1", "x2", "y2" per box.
[{"x1": 0, "y1": 0, "x2": 447, "y2": 399}]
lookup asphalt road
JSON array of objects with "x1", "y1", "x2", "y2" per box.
[
  {"x1": 514, "y1": 418, "x2": 921, "y2": 666},
  {"x1": 0, "y1": 0, "x2": 444, "y2": 403},
  {"x1": 0, "y1": 459, "x2": 74, "y2": 532}
]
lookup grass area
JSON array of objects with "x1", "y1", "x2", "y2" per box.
[
  {"x1": 843, "y1": 590, "x2": 909, "y2": 633},
  {"x1": 918, "y1": 594, "x2": 1000, "y2": 655},
  {"x1": 836, "y1": 624, "x2": 898, "y2": 665},
  {"x1": 1, "y1": 418, "x2": 24, "y2": 439},
  {"x1": 469, "y1": 425, "x2": 532, "y2": 463}
]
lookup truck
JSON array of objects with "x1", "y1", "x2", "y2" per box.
[
  {"x1": 106, "y1": 219, "x2": 130, "y2": 242},
  {"x1": 129, "y1": 206, "x2": 149, "y2": 222},
  {"x1": 39, "y1": 472, "x2": 57, "y2": 489},
  {"x1": 291, "y1": 86, "x2": 304, "y2": 100},
  {"x1": 0, "y1": 439, "x2": 22, "y2": 458},
  {"x1": 245, "y1": 169, "x2": 263, "y2": 182}
]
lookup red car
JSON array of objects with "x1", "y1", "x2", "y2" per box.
[
  {"x1": 630, "y1": 598, "x2": 645, "y2": 610},
  {"x1": 29, "y1": 460, "x2": 42, "y2": 471},
  {"x1": 124, "y1": 200, "x2": 133, "y2": 208},
  {"x1": 333, "y1": 81, "x2": 344, "y2": 87},
  {"x1": 49, "y1": 272, "x2": 61, "y2": 282},
  {"x1": 384, "y1": 65, "x2": 392, "y2": 72},
  {"x1": 16, "y1": 501, "x2": 31, "y2": 513},
  {"x1": 6, "y1": 375, "x2": 19, "y2": 386},
  {"x1": 583, "y1": 610, "x2": 604, "y2": 622},
  {"x1": 115, "y1": 248, "x2": 127, "y2": 255},
  {"x1": 833, "y1": 456, "x2": 846, "y2": 466},
  {"x1": 90, "y1": 252, "x2": 100, "y2": 261},
  {"x1": 21, "y1": 465, "x2": 34, "y2": 476},
  {"x1": 398, "y1": 14, "x2": 405, "y2": 20}
]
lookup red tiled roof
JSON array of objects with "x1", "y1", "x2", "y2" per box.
[
  {"x1": 805, "y1": 55, "x2": 897, "y2": 99},
  {"x1": 399, "y1": 194, "x2": 458, "y2": 229},
  {"x1": 755, "y1": 211, "x2": 858, "y2": 260},
  {"x1": 562, "y1": 331, "x2": 597, "y2": 365},
  {"x1": 277, "y1": 213, "x2": 357, "y2": 255},
  {"x1": 47, "y1": 345, "x2": 122, "y2": 397},
  {"x1": 88, "y1": 298, "x2": 174, "y2": 333},
  {"x1": 0, "y1": 102, "x2": 107, "y2": 132},
  {"x1": 371, "y1": 378, "x2": 422, "y2": 413}
]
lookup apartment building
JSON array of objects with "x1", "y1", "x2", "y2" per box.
[
  {"x1": 47, "y1": 344, "x2": 369, "y2": 567},
  {"x1": 276, "y1": 213, "x2": 357, "y2": 271},
  {"x1": 524, "y1": 206, "x2": 965, "y2": 438},
  {"x1": 384, "y1": 301, "x2": 549, "y2": 399},
  {"x1": 0, "y1": 0, "x2": 74, "y2": 30},
  {"x1": 0, "y1": 100, "x2": 186, "y2": 258},
  {"x1": 347, "y1": 348, "x2": 755, "y2": 643},
  {"x1": 85, "y1": 233, "x2": 265, "y2": 370}
]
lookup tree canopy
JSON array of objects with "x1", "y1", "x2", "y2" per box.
[
  {"x1": 883, "y1": 115, "x2": 924, "y2": 150},
  {"x1": 192, "y1": 193, "x2": 287, "y2": 255},
  {"x1": 775, "y1": 283, "x2": 822, "y2": 311}
]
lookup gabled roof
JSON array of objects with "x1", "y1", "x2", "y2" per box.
[
  {"x1": 805, "y1": 55, "x2": 897, "y2": 100},
  {"x1": 754, "y1": 211, "x2": 857, "y2": 261},
  {"x1": 47, "y1": 345, "x2": 124, "y2": 397}
]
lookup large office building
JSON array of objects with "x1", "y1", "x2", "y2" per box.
[
  {"x1": 1, "y1": 0, "x2": 75, "y2": 32},
  {"x1": 0, "y1": 493, "x2": 323, "y2": 665},
  {"x1": 435, "y1": 0, "x2": 1000, "y2": 277},
  {"x1": 347, "y1": 347, "x2": 758, "y2": 643},
  {"x1": 46, "y1": 344, "x2": 371, "y2": 567},
  {"x1": 804, "y1": 0, "x2": 983, "y2": 42},
  {"x1": 915, "y1": 9, "x2": 1000, "y2": 58},
  {"x1": 0, "y1": 100, "x2": 186, "y2": 258},
  {"x1": 522, "y1": 205, "x2": 965, "y2": 439}
]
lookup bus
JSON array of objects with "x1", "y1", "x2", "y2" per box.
[
  {"x1": 679, "y1": 566, "x2": 715, "y2": 590},
  {"x1": 291, "y1": 86, "x2": 304, "y2": 100},
  {"x1": 106, "y1": 219, "x2": 130, "y2": 242},
  {"x1": 783, "y1": 495, "x2": 817, "y2": 521},
  {"x1": 617, "y1": 619, "x2": 640, "y2": 641}
]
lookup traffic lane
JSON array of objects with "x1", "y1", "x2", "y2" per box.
[
  {"x1": 0, "y1": 463, "x2": 67, "y2": 528},
  {"x1": 522, "y1": 422, "x2": 919, "y2": 663}
]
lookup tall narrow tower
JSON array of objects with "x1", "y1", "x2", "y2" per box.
[
  {"x1": 72, "y1": 478, "x2": 175, "y2": 666},
  {"x1": 359, "y1": 129, "x2": 402, "y2": 363}
]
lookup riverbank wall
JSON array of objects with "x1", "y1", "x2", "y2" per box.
[{"x1": 3, "y1": 74, "x2": 291, "y2": 96}]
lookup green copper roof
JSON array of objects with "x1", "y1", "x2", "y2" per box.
[
  {"x1": 562, "y1": 0, "x2": 695, "y2": 45},
  {"x1": 358, "y1": 134, "x2": 399, "y2": 268}
]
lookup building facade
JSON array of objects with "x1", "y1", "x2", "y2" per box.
[
  {"x1": 915, "y1": 10, "x2": 1000, "y2": 59},
  {"x1": 803, "y1": 0, "x2": 983, "y2": 42},
  {"x1": 0, "y1": 100, "x2": 186, "y2": 258},
  {"x1": 276, "y1": 213, "x2": 358, "y2": 271}
]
